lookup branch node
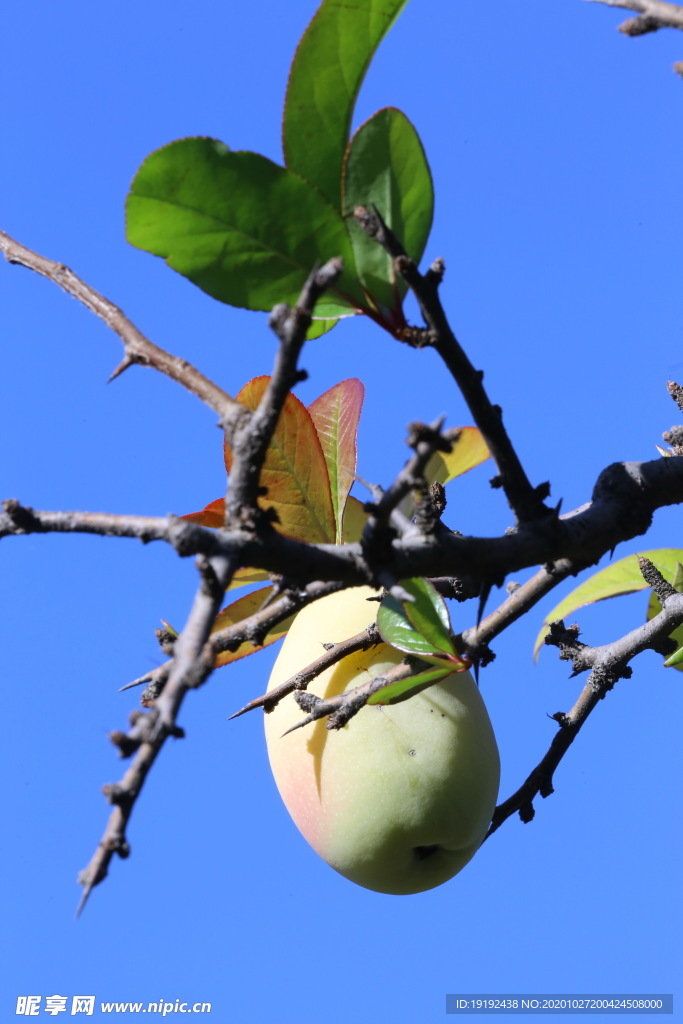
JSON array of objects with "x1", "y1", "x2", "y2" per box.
[
  {"x1": 108, "y1": 730, "x2": 142, "y2": 758},
  {"x1": 518, "y1": 802, "x2": 535, "y2": 824},
  {"x1": 638, "y1": 555, "x2": 678, "y2": 602},
  {"x1": 2, "y1": 498, "x2": 39, "y2": 532},
  {"x1": 667, "y1": 380, "x2": 683, "y2": 412}
]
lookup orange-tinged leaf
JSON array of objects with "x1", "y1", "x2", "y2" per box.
[
  {"x1": 224, "y1": 376, "x2": 336, "y2": 543},
  {"x1": 212, "y1": 585, "x2": 296, "y2": 667},
  {"x1": 182, "y1": 497, "x2": 225, "y2": 528},
  {"x1": 309, "y1": 378, "x2": 364, "y2": 543},
  {"x1": 424, "y1": 426, "x2": 490, "y2": 485}
]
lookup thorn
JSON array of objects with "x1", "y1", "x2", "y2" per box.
[
  {"x1": 107, "y1": 354, "x2": 135, "y2": 383},
  {"x1": 75, "y1": 884, "x2": 92, "y2": 919},
  {"x1": 228, "y1": 704, "x2": 252, "y2": 721},
  {"x1": 118, "y1": 673, "x2": 153, "y2": 692},
  {"x1": 281, "y1": 715, "x2": 315, "y2": 737}
]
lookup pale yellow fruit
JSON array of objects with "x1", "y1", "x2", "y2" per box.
[{"x1": 265, "y1": 586, "x2": 500, "y2": 895}]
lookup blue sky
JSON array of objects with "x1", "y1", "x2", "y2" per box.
[{"x1": 1, "y1": 0, "x2": 680, "y2": 1021}]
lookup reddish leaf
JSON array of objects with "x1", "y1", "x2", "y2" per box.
[
  {"x1": 212, "y1": 586, "x2": 296, "y2": 667},
  {"x1": 182, "y1": 497, "x2": 225, "y2": 528},
  {"x1": 309, "y1": 378, "x2": 364, "y2": 542},
  {"x1": 224, "y1": 376, "x2": 335, "y2": 543}
]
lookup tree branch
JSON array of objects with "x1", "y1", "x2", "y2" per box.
[
  {"x1": 125, "y1": 579, "x2": 348, "y2": 704},
  {"x1": 587, "y1": 0, "x2": 683, "y2": 34},
  {"x1": 0, "y1": 229, "x2": 247, "y2": 429},
  {"x1": 223, "y1": 258, "x2": 344, "y2": 526},
  {"x1": 486, "y1": 589, "x2": 683, "y2": 836},
  {"x1": 353, "y1": 206, "x2": 551, "y2": 527},
  {"x1": 461, "y1": 558, "x2": 578, "y2": 663},
  {"x1": 5, "y1": 455, "x2": 683, "y2": 592},
  {"x1": 77, "y1": 551, "x2": 237, "y2": 915},
  {"x1": 229, "y1": 621, "x2": 382, "y2": 718}
]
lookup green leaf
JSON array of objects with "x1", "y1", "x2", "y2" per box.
[
  {"x1": 305, "y1": 318, "x2": 339, "y2": 340},
  {"x1": 126, "y1": 137, "x2": 364, "y2": 313},
  {"x1": 342, "y1": 107, "x2": 434, "y2": 315},
  {"x1": 664, "y1": 644, "x2": 683, "y2": 668},
  {"x1": 377, "y1": 577, "x2": 455, "y2": 657},
  {"x1": 283, "y1": 0, "x2": 410, "y2": 208},
  {"x1": 309, "y1": 378, "x2": 364, "y2": 543},
  {"x1": 647, "y1": 561, "x2": 683, "y2": 671},
  {"x1": 534, "y1": 548, "x2": 683, "y2": 660},
  {"x1": 367, "y1": 663, "x2": 454, "y2": 705}
]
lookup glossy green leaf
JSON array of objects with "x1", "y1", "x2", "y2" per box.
[
  {"x1": 283, "y1": 0, "x2": 409, "y2": 208},
  {"x1": 377, "y1": 577, "x2": 455, "y2": 657},
  {"x1": 664, "y1": 644, "x2": 683, "y2": 668},
  {"x1": 378, "y1": 594, "x2": 442, "y2": 657},
  {"x1": 305, "y1": 318, "x2": 339, "y2": 340},
  {"x1": 367, "y1": 662, "x2": 454, "y2": 705},
  {"x1": 212, "y1": 586, "x2": 296, "y2": 667},
  {"x1": 126, "y1": 137, "x2": 364, "y2": 313},
  {"x1": 309, "y1": 378, "x2": 364, "y2": 543},
  {"x1": 225, "y1": 377, "x2": 336, "y2": 543},
  {"x1": 398, "y1": 576, "x2": 455, "y2": 654},
  {"x1": 342, "y1": 107, "x2": 434, "y2": 315},
  {"x1": 534, "y1": 548, "x2": 683, "y2": 660},
  {"x1": 647, "y1": 561, "x2": 683, "y2": 671}
]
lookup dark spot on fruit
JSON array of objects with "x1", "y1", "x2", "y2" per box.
[
  {"x1": 408, "y1": 749, "x2": 416, "y2": 757},
  {"x1": 414, "y1": 844, "x2": 439, "y2": 860}
]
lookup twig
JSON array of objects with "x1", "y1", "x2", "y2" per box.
[
  {"x1": 0, "y1": 500, "x2": 218, "y2": 552},
  {"x1": 283, "y1": 659, "x2": 422, "y2": 733},
  {"x1": 5, "y1": 455, "x2": 683, "y2": 589},
  {"x1": 223, "y1": 258, "x2": 344, "y2": 527},
  {"x1": 77, "y1": 552, "x2": 237, "y2": 914},
  {"x1": 126, "y1": 579, "x2": 348, "y2": 702},
  {"x1": 353, "y1": 206, "x2": 551, "y2": 526},
  {"x1": 363, "y1": 420, "x2": 455, "y2": 535},
  {"x1": 486, "y1": 589, "x2": 683, "y2": 836},
  {"x1": 77, "y1": 259, "x2": 347, "y2": 910},
  {"x1": 0, "y1": 229, "x2": 247, "y2": 430},
  {"x1": 461, "y1": 558, "x2": 578, "y2": 662},
  {"x1": 229, "y1": 622, "x2": 381, "y2": 718},
  {"x1": 586, "y1": 0, "x2": 683, "y2": 34}
]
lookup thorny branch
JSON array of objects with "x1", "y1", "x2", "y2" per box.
[
  {"x1": 3, "y1": 212, "x2": 683, "y2": 907},
  {"x1": 353, "y1": 205, "x2": 553, "y2": 527},
  {"x1": 229, "y1": 621, "x2": 382, "y2": 719},
  {"x1": 77, "y1": 550, "x2": 237, "y2": 915},
  {"x1": 283, "y1": 658, "x2": 426, "y2": 733},
  {"x1": 0, "y1": 230, "x2": 247, "y2": 431},
  {"x1": 5, "y1": 455, "x2": 683, "y2": 584},
  {"x1": 127, "y1": 579, "x2": 348, "y2": 704},
  {"x1": 487, "y1": 565, "x2": 683, "y2": 836},
  {"x1": 73, "y1": 259, "x2": 346, "y2": 911}
]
